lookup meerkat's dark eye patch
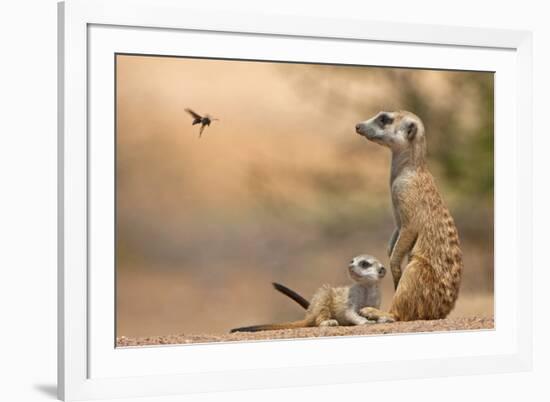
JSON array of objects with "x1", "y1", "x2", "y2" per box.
[
  {"x1": 376, "y1": 113, "x2": 393, "y2": 127},
  {"x1": 406, "y1": 122, "x2": 417, "y2": 140},
  {"x1": 359, "y1": 260, "x2": 371, "y2": 268}
]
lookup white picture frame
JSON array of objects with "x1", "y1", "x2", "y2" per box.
[{"x1": 58, "y1": 0, "x2": 533, "y2": 400}]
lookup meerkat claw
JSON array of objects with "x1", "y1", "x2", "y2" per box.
[{"x1": 319, "y1": 319, "x2": 339, "y2": 327}]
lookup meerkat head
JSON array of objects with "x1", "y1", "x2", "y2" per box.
[
  {"x1": 355, "y1": 111, "x2": 426, "y2": 157},
  {"x1": 348, "y1": 254, "x2": 386, "y2": 284}
]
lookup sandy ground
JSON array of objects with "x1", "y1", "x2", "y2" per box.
[{"x1": 116, "y1": 316, "x2": 493, "y2": 347}]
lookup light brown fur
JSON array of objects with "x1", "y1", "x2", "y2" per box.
[{"x1": 356, "y1": 111, "x2": 463, "y2": 322}]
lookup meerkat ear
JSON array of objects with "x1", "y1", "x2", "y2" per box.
[{"x1": 406, "y1": 122, "x2": 417, "y2": 140}]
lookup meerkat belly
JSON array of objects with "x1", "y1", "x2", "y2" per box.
[{"x1": 413, "y1": 218, "x2": 462, "y2": 271}]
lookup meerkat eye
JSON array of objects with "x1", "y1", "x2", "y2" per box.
[
  {"x1": 377, "y1": 113, "x2": 393, "y2": 127},
  {"x1": 360, "y1": 260, "x2": 371, "y2": 268}
]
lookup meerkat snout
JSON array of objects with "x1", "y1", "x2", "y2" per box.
[
  {"x1": 355, "y1": 119, "x2": 380, "y2": 141},
  {"x1": 355, "y1": 122, "x2": 369, "y2": 137}
]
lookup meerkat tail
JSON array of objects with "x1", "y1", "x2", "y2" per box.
[
  {"x1": 230, "y1": 320, "x2": 309, "y2": 333},
  {"x1": 272, "y1": 282, "x2": 310, "y2": 309}
]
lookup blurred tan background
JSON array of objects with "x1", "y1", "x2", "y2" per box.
[{"x1": 116, "y1": 55, "x2": 494, "y2": 338}]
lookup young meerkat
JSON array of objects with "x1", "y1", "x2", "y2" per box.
[
  {"x1": 355, "y1": 111, "x2": 463, "y2": 322},
  {"x1": 230, "y1": 254, "x2": 387, "y2": 333}
]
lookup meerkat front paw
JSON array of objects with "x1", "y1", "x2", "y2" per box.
[
  {"x1": 319, "y1": 319, "x2": 339, "y2": 327},
  {"x1": 360, "y1": 307, "x2": 395, "y2": 323},
  {"x1": 359, "y1": 307, "x2": 379, "y2": 320}
]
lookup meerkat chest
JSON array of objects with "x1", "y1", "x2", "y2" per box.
[
  {"x1": 391, "y1": 179, "x2": 407, "y2": 223},
  {"x1": 345, "y1": 285, "x2": 380, "y2": 310},
  {"x1": 391, "y1": 171, "x2": 415, "y2": 199},
  {"x1": 391, "y1": 171, "x2": 419, "y2": 222}
]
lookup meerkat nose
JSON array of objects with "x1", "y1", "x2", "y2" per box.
[
  {"x1": 379, "y1": 267, "x2": 386, "y2": 275},
  {"x1": 355, "y1": 123, "x2": 362, "y2": 131}
]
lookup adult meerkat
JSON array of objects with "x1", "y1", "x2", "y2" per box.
[
  {"x1": 355, "y1": 111, "x2": 463, "y2": 322},
  {"x1": 230, "y1": 254, "x2": 387, "y2": 332}
]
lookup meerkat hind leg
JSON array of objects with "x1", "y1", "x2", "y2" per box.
[
  {"x1": 311, "y1": 287, "x2": 335, "y2": 327},
  {"x1": 360, "y1": 307, "x2": 396, "y2": 323},
  {"x1": 314, "y1": 311, "x2": 335, "y2": 327}
]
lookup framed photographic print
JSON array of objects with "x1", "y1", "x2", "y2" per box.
[{"x1": 58, "y1": 0, "x2": 533, "y2": 400}]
